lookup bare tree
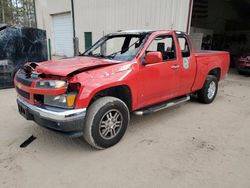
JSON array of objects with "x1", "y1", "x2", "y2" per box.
[{"x1": 0, "y1": 0, "x2": 36, "y2": 27}]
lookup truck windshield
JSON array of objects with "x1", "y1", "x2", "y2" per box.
[{"x1": 82, "y1": 34, "x2": 147, "y2": 61}]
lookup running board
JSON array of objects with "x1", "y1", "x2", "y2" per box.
[{"x1": 134, "y1": 95, "x2": 190, "y2": 115}]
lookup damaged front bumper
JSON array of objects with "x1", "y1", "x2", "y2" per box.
[{"x1": 17, "y1": 97, "x2": 86, "y2": 137}]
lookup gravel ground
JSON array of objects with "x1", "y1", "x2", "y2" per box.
[{"x1": 0, "y1": 69, "x2": 250, "y2": 188}]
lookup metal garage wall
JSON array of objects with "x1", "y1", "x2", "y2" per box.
[
  {"x1": 52, "y1": 13, "x2": 74, "y2": 57},
  {"x1": 35, "y1": 0, "x2": 190, "y2": 54},
  {"x1": 74, "y1": 0, "x2": 190, "y2": 52},
  {"x1": 35, "y1": 0, "x2": 72, "y2": 56}
]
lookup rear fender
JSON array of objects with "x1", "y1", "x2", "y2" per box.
[{"x1": 192, "y1": 56, "x2": 222, "y2": 91}]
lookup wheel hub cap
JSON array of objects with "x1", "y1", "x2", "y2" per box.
[
  {"x1": 99, "y1": 109, "x2": 123, "y2": 140},
  {"x1": 208, "y1": 81, "x2": 216, "y2": 99}
]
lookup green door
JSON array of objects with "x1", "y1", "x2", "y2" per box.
[{"x1": 84, "y1": 32, "x2": 92, "y2": 50}]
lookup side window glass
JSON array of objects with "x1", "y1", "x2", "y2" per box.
[
  {"x1": 178, "y1": 37, "x2": 190, "y2": 57},
  {"x1": 146, "y1": 35, "x2": 176, "y2": 61}
]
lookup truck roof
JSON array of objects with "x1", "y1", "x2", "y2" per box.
[
  {"x1": 111, "y1": 30, "x2": 154, "y2": 35},
  {"x1": 111, "y1": 30, "x2": 187, "y2": 35},
  {"x1": 118, "y1": 29, "x2": 154, "y2": 33}
]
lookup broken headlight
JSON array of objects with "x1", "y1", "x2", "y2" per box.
[{"x1": 36, "y1": 80, "x2": 67, "y2": 89}]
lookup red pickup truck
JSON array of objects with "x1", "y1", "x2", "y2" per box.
[{"x1": 15, "y1": 30, "x2": 229, "y2": 149}]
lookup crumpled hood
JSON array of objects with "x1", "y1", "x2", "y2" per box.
[{"x1": 35, "y1": 56, "x2": 120, "y2": 76}]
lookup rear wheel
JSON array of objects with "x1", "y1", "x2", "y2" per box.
[
  {"x1": 197, "y1": 75, "x2": 218, "y2": 104},
  {"x1": 83, "y1": 97, "x2": 130, "y2": 149},
  {"x1": 238, "y1": 70, "x2": 245, "y2": 75}
]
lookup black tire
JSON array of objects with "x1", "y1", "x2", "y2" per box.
[
  {"x1": 83, "y1": 97, "x2": 130, "y2": 149},
  {"x1": 197, "y1": 75, "x2": 218, "y2": 104},
  {"x1": 238, "y1": 70, "x2": 245, "y2": 75},
  {"x1": 236, "y1": 65, "x2": 246, "y2": 75}
]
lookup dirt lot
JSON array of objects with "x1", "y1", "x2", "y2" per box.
[{"x1": 0, "y1": 69, "x2": 250, "y2": 188}]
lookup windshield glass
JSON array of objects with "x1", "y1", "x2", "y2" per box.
[{"x1": 82, "y1": 34, "x2": 148, "y2": 61}]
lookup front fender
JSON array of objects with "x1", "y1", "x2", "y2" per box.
[{"x1": 75, "y1": 81, "x2": 134, "y2": 109}]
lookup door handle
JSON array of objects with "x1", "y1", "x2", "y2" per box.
[{"x1": 171, "y1": 64, "x2": 180, "y2": 69}]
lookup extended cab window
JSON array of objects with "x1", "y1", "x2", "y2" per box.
[
  {"x1": 146, "y1": 35, "x2": 176, "y2": 61},
  {"x1": 178, "y1": 37, "x2": 190, "y2": 57}
]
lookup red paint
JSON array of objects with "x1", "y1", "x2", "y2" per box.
[
  {"x1": 144, "y1": 52, "x2": 163, "y2": 64},
  {"x1": 14, "y1": 30, "x2": 230, "y2": 110},
  {"x1": 35, "y1": 56, "x2": 118, "y2": 76}
]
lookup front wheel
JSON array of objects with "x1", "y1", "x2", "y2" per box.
[
  {"x1": 83, "y1": 97, "x2": 130, "y2": 149},
  {"x1": 197, "y1": 75, "x2": 218, "y2": 104}
]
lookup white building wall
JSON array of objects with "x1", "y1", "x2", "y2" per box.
[
  {"x1": 74, "y1": 0, "x2": 190, "y2": 52},
  {"x1": 35, "y1": 0, "x2": 190, "y2": 55},
  {"x1": 35, "y1": 0, "x2": 71, "y2": 55}
]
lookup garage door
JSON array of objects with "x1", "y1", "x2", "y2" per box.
[{"x1": 52, "y1": 13, "x2": 74, "y2": 57}]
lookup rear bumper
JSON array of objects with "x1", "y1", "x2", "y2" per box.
[
  {"x1": 235, "y1": 61, "x2": 250, "y2": 73},
  {"x1": 17, "y1": 97, "x2": 86, "y2": 137},
  {"x1": 237, "y1": 66, "x2": 250, "y2": 74}
]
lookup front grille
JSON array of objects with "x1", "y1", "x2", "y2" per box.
[
  {"x1": 16, "y1": 73, "x2": 33, "y2": 86},
  {"x1": 15, "y1": 69, "x2": 38, "y2": 86},
  {"x1": 16, "y1": 87, "x2": 30, "y2": 99}
]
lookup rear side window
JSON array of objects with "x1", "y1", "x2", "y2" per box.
[
  {"x1": 178, "y1": 37, "x2": 190, "y2": 57},
  {"x1": 146, "y1": 35, "x2": 176, "y2": 61}
]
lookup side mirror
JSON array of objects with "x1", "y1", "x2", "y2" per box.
[{"x1": 144, "y1": 52, "x2": 163, "y2": 64}]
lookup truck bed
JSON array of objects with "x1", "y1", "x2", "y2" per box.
[
  {"x1": 191, "y1": 50, "x2": 230, "y2": 92},
  {"x1": 194, "y1": 50, "x2": 229, "y2": 57}
]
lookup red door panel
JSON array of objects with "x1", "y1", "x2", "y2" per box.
[
  {"x1": 136, "y1": 60, "x2": 178, "y2": 108},
  {"x1": 176, "y1": 35, "x2": 197, "y2": 95}
]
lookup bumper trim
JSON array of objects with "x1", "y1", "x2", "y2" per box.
[
  {"x1": 237, "y1": 66, "x2": 250, "y2": 74},
  {"x1": 17, "y1": 97, "x2": 86, "y2": 121}
]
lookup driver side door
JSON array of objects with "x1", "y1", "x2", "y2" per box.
[{"x1": 136, "y1": 34, "x2": 180, "y2": 108}]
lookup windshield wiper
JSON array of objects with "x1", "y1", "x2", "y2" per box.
[
  {"x1": 105, "y1": 52, "x2": 120, "y2": 59},
  {"x1": 93, "y1": 54, "x2": 105, "y2": 58},
  {"x1": 81, "y1": 53, "x2": 105, "y2": 58}
]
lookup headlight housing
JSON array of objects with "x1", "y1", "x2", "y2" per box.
[
  {"x1": 36, "y1": 80, "x2": 67, "y2": 89},
  {"x1": 44, "y1": 92, "x2": 77, "y2": 108}
]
